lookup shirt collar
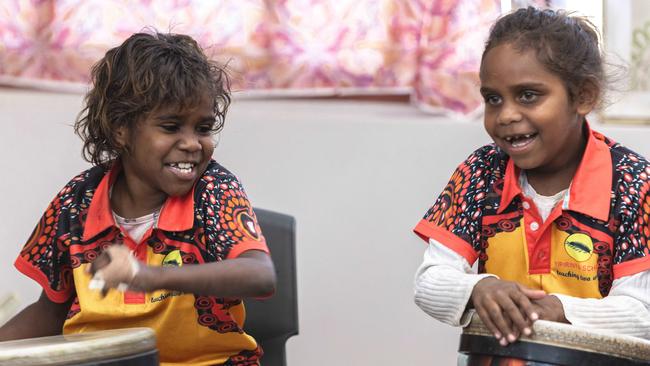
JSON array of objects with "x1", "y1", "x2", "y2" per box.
[
  {"x1": 82, "y1": 162, "x2": 196, "y2": 241},
  {"x1": 497, "y1": 121, "x2": 611, "y2": 222}
]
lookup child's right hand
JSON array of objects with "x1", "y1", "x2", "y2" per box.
[
  {"x1": 87, "y1": 245, "x2": 141, "y2": 296},
  {"x1": 470, "y1": 277, "x2": 546, "y2": 346}
]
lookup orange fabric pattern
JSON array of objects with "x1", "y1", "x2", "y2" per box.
[
  {"x1": 15, "y1": 160, "x2": 268, "y2": 366},
  {"x1": 414, "y1": 124, "x2": 650, "y2": 298}
]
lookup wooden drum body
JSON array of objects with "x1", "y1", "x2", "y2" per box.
[
  {"x1": 459, "y1": 311, "x2": 650, "y2": 366},
  {"x1": 0, "y1": 328, "x2": 158, "y2": 366}
]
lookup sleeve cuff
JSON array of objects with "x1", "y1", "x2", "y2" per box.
[
  {"x1": 226, "y1": 240, "x2": 270, "y2": 259},
  {"x1": 415, "y1": 269, "x2": 497, "y2": 327},
  {"x1": 613, "y1": 255, "x2": 650, "y2": 279},
  {"x1": 459, "y1": 274, "x2": 499, "y2": 327},
  {"x1": 553, "y1": 293, "x2": 650, "y2": 339},
  {"x1": 413, "y1": 220, "x2": 478, "y2": 264},
  {"x1": 14, "y1": 256, "x2": 72, "y2": 304}
]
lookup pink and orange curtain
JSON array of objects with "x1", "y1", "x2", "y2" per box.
[{"x1": 0, "y1": 0, "x2": 500, "y2": 117}]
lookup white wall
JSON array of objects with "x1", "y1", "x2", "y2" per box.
[{"x1": 2, "y1": 87, "x2": 650, "y2": 365}]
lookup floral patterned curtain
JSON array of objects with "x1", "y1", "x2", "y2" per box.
[{"x1": 0, "y1": 0, "x2": 500, "y2": 117}]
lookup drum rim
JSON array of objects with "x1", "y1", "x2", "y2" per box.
[
  {"x1": 462, "y1": 311, "x2": 650, "y2": 362},
  {"x1": 0, "y1": 327, "x2": 156, "y2": 365},
  {"x1": 459, "y1": 334, "x2": 650, "y2": 366}
]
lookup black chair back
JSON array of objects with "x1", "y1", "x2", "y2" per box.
[{"x1": 247, "y1": 208, "x2": 299, "y2": 366}]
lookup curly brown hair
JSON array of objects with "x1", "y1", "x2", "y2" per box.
[
  {"x1": 482, "y1": 7, "x2": 604, "y2": 104},
  {"x1": 75, "y1": 31, "x2": 231, "y2": 166}
]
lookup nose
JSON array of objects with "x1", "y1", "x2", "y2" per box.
[
  {"x1": 178, "y1": 131, "x2": 202, "y2": 152},
  {"x1": 496, "y1": 101, "x2": 522, "y2": 125}
]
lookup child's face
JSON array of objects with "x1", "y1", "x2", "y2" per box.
[
  {"x1": 118, "y1": 96, "x2": 216, "y2": 199},
  {"x1": 480, "y1": 43, "x2": 594, "y2": 173}
]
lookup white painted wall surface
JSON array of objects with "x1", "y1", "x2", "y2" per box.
[{"x1": 2, "y1": 87, "x2": 650, "y2": 365}]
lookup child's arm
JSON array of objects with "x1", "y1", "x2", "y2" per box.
[
  {"x1": 415, "y1": 240, "x2": 545, "y2": 346},
  {"x1": 418, "y1": 240, "x2": 650, "y2": 341},
  {"x1": 414, "y1": 241, "x2": 497, "y2": 326},
  {"x1": 136, "y1": 250, "x2": 276, "y2": 297},
  {"x1": 89, "y1": 247, "x2": 276, "y2": 298},
  {"x1": 549, "y1": 272, "x2": 650, "y2": 339},
  {"x1": 0, "y1": 291, "x2": 72, "y2": 341}
]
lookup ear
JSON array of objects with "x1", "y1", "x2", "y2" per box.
[
  {"x1": 575, "y1": 80, "x2": 599, "y2": 116},
  {"x1": 114, "y1": 125, "x2": 129, "y2": 149}
]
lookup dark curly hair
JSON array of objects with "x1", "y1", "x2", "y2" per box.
[
  {"x1": 75, "y1": 30, "x2": 231, "y2": 166},
  {"x1": 482, "y1": 6, "x2": 604, "y2": 104}
]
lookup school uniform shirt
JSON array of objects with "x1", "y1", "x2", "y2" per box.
[
  {"x1": 15, "y1": 160, "x2": 269, "y2": 366},
  {"x1": 413, "y1": 125, "x2": 650, "y2": 337}
]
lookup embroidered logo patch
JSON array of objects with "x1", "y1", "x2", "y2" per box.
[{"x1": 564, "y1": 233, "x2": 593, "y2": 262}]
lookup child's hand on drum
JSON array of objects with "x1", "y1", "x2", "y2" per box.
[
  {"x1": 471, "y1": 277, "x2": 546, "y2": 346},
  {"x1": 87, "y1": 245, "x2": 141, "y2": 297},
  {"x1": 530, "y1": 295, "x2": 569, "y2": 324}
]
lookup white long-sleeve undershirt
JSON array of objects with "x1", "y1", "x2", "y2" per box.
[{"x1": 414, "y1": 240, "x2": 650, "y2": 339}]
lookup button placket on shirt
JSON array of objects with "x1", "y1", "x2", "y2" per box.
[{"x1": 521, "y1": 198, "x2": 550, "y2": 272}]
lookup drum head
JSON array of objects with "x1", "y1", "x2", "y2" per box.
[
  {"x1": 459, "y1": 311, "x2": 650, "y2": 366},
  {"x1": 0, "y1": 328, "x2": 157, "y2": 365}
]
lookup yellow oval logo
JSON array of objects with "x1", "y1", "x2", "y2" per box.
[
  {"x1": 564, "y1": 233, "x2": 593, "y2": 262},
  {"x1": 162, "y1": 250, "x2": 183, "y2": 267}
]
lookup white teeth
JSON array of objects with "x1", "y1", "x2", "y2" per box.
[
  {"x1": 512, "y1": 140, "x2": 529, "y2": 148},
  {"x1": 167, "y1": 162, "x2": 195, "y2": 174},
  {"x1": 504, "y1": 134, "x2": 535, "y2": 143}
]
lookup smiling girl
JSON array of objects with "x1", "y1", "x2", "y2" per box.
[
  {"x1": 0, "y1": 31, "x2": 276, "y2": 366},
  {"x1": 413, "y1": 6, "x2": 650, "y2": 349}
]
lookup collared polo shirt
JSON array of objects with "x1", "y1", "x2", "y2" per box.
[
  {"x1": 15, "y1": 160, "x2": 269, "y2": 366},
  {"x1": 414, "y1": 125, "x2": 650, "y2": 298}
]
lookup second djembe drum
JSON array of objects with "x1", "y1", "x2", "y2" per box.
[{"x1": 459, "y1": 311, "x2": 650, "y2": 366}]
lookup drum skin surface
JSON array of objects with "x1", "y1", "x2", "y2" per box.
[
  {"x1": 459, "y1": 311, "x2": 650, "y2": 366},
  {"x1": 0, "y1": 327, "x2": 158, "y2": 366}
]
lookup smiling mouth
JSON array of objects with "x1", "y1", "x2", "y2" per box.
[
  {"x1": 166, "y1": 162, "x2": 196, "y2": 175},
  {"x1": 503, "y1": 133, "x2": 538, "y2": 148}
]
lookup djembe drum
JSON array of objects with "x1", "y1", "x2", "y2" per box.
[
  {"x1": 459, "y1": 311, "x2": 650, "y2": 366},
  {"x1": 0, "y1": 328, "x2": 158, "y2": 365}
]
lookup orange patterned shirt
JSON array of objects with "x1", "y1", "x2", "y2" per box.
[
  {"x1": 15, "y1": 160, "x2": 269, "y2": 366},
  {"x1": 414, "y1": 124, "x2": 650, "y2": 298}
]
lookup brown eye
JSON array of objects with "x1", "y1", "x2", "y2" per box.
[
  {"x1": 197, "y1": 120, "x2": 217, "y2": 135},
  {"x1": 160, "y1": 123, "x2": 179, "y2": 133},
  {"x1": 196, "y1": 124, "x2": 213, "y2": 135},
  {"x1": 484, "y1": 94, "x2": 502, "y2": 106},
  {"x1": 519, "y1": 91, "x2": 539, "y2": 104}
]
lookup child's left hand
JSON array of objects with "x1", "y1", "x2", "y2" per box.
[{"x1": 529, "y1": 295, "x2": 569, "y2": 324}]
